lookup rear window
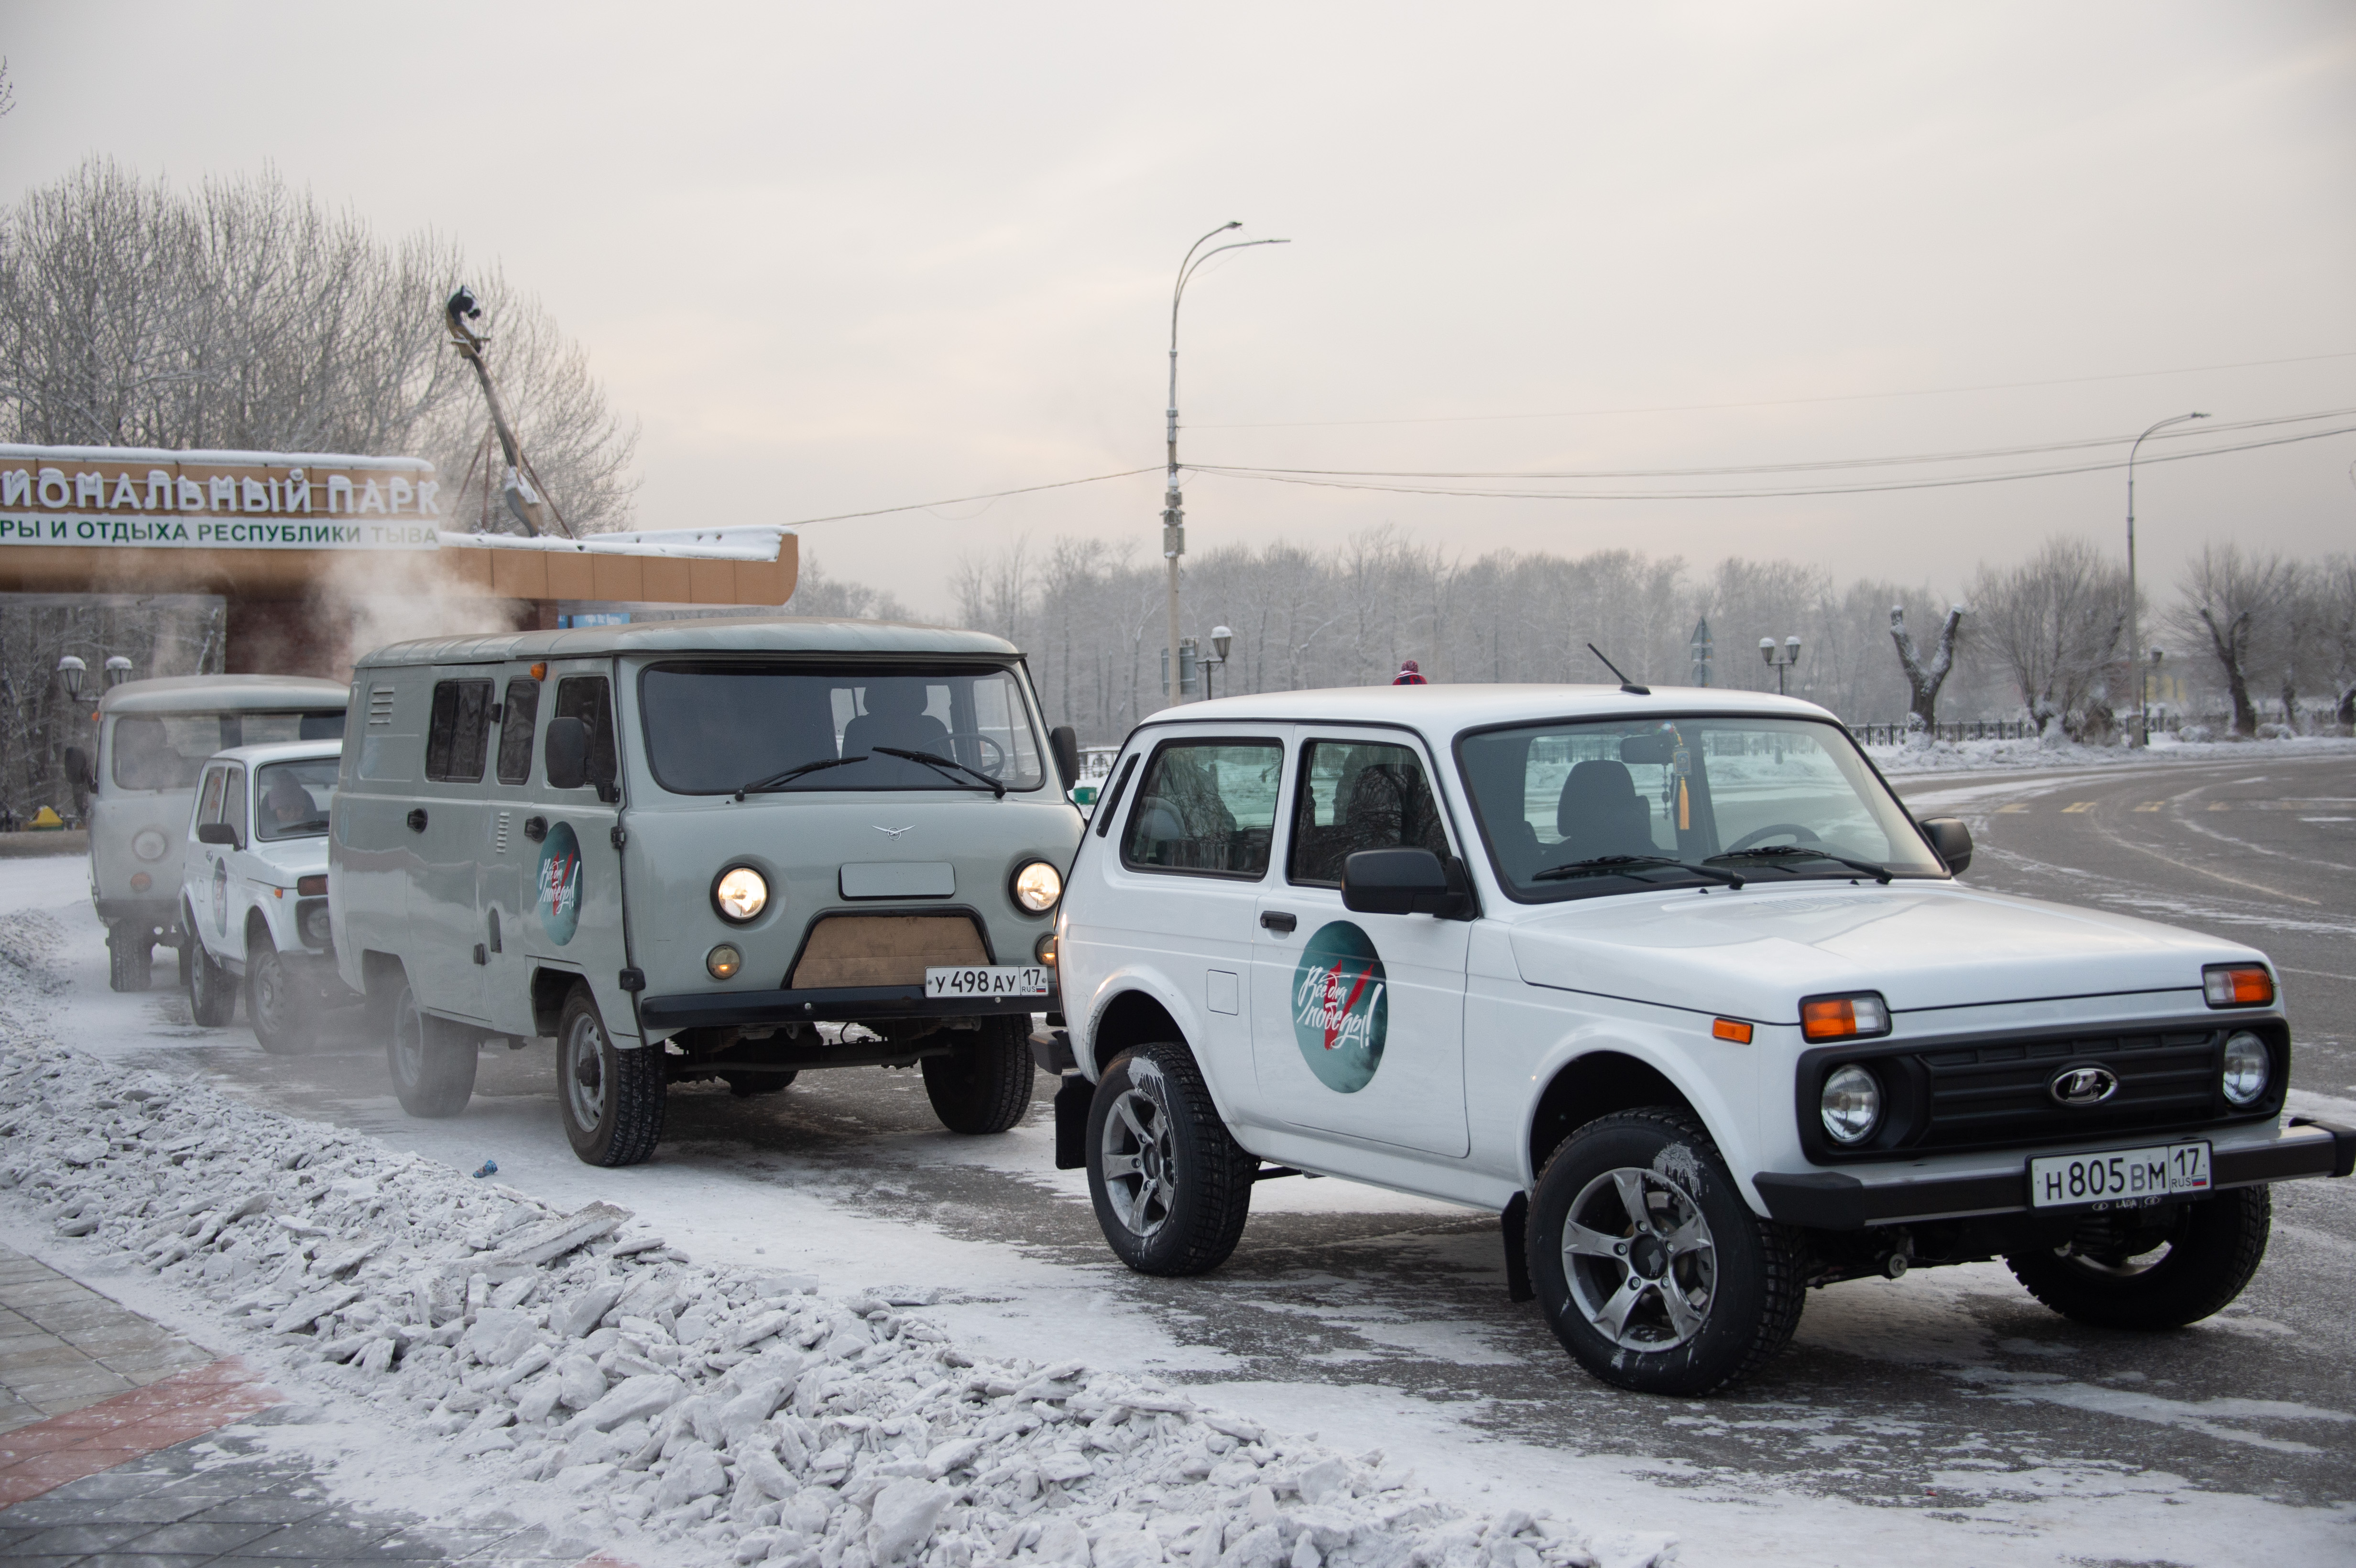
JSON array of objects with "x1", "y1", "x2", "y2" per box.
[
  {"x1": 109, "y1": 710, "x2": 341, "y2": 791},
  {"x1": 1121, "y1": 740, "x2": 1282, "y2": 878}
]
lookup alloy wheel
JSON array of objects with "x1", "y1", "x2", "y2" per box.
[
  {"x1": 1561, "y1": 1165, "x2": 1719, "y2": 1351},
  {"x1": 1099, "y1": 1087, "x2": 1177, "y2": 1239}
]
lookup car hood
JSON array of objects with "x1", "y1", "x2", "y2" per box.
[
  {"x1": 246, "y1": 837, "x2": 329, "y2": 882},
  {"x1": 1506, "y1": 882, "x2": 2258, "y2": 1020}
]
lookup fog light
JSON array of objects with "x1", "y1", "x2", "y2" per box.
[
  {"x1": 1036, "y1": 931, "x2": 1058, "y2": 968},
  {"x1": 1821, "y1": 1064, "x2": 1882, "y2": 1144},
  {"x1": 131, "y1": 828, "x2": 169, "y2": 862},
  {"x1": 129, "y1": 871, "x2": 152, "y2": 893},
  {"x1": 1013, "y1": 860, "x2": 1063, "y2": 914},
  {"x1": 2221, "y1": 1031, "x2": 2270, "y2": 1106},
  {"x1": 707, "y1": 944, "x2": 743, "y2": 980},
  {"x1": 713, "y1": 866, "x2": 768, "y2": 923}
]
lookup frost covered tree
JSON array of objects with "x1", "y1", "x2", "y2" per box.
[
  {"x1": 1970, "y1": 537, "x2": 2130, "y2": 742},
  {"x1": 2170, "y1": 544, "x2": 2295, "y2": 738},
  {"x1": 1888, "y1": 602, "x2": 1965, "y2": 736}
]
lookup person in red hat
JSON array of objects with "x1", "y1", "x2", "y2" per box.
[{"x1": 1392, "y1": 659, "x2": 1428, "y2": 686}]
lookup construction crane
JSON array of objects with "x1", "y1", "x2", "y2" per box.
[{"x1": 444, "y1": 286, "x2": 573, "y2": 539}]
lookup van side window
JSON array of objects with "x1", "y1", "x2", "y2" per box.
[
  {"x1": 221, "y1": 766, "x2": 249, "y2": 846},
  {"x1": 553, "y1": 676, "x2": 616, "y2": 784},
  {"x1": 194, "y1": 766, "x2": 227, "y2": 830},
  {"x1": 496, "y1": 678, "x2": 540, "y2": 785},
  {"x1": 1287, "y1": 740, "x2": 1451, "y2": 886},
  {"x1": 1121, "y1": 740, "x2": 1282, "y2": 878},
  {"x1": 425, "y1": 680, "x2": 495, "y2": 783}
]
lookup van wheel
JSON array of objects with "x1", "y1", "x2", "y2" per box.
[
  {"x1": 920, "y1": 1016, "x2": 1035, "y2": 1133},
  {"x1": 1528, "y1": 1109, "x2": 1805, "y2": 1396},
  {"x1": 386, "y1": 983, "x2": 477, "y2": 1117},
  {"x1": 186, "y1": 929, "x2": 238, "y2": 1028},
  {"x1": 558, "y1": 987, "x2": 664, "y2": 1165},
  {"x1": 2006, "y1": 1187, "x2": 2270, "y2": 1329},
  {"x1": 106, "y1": 923, "x2": 153, "y2": 992},
  {"x1": 721, "y1": 1070, "x2": 797, "y2": 1097},
  {"x1": 246, "y1": 937, "x2": 308, "y2": 1056},
  {"x1": 1086, "y1": 1042, "x2": 1256, "y2": 1276}
]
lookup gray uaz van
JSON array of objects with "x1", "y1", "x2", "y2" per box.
[{"x1": 330, "y1": 617, "x2": 1086, "y2": 1166}]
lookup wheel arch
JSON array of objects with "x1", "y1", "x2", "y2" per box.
[
  {"x1": 1527, "y1": 1045, "x2": 1737, "y2": 1186},
  {"x1": 243, "y1": 904, "x2": 275, "y2": 957},
  {"x1": 1086, "y1": 985, "x2": 1189, "y2": 1078},
  {"x1": 532, "y1": 967, "x2": 583, "y2": 1038}
]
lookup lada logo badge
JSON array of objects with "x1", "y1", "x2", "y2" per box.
[
  {"x1": 874, "y1": 825, "x2": 915, "y2": 838},
  {"x1": 2049, "y1": 1065, "x2": 2119, "y2": 1107}
]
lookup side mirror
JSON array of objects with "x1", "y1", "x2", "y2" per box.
[
  {"x1": 545, "y1": 718, "x2": 589, "y2": 791},
  {"x1": 1920, "y1": 817, "x2": 1972, "y2": 875},
  {"x1": 62, "y1": 747, "x2": 94, "y2": 793},
  {"x1": 1342, "y1": 848, "x2": 1475, "y2": 918},
  {"x1": 196, "y1": 821, "x2": 239, "y2": 848},
  {"x1": 1049, "y1": 725, "x2": 1081, "y2": 792}
]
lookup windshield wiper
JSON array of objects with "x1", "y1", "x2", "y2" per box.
[
  {"x1": 1706, "y1": 845, "x2": 1893, "y2": 884},
  {"x1": 873, "y1": 746, "x2": 1006, "y2": 798},
  {"x1": 1532, "y1": 854, "x2": 1744, "y2": 889},
  {"x1": 737, "y1": 754, "x2": 870, "y2": 800}
]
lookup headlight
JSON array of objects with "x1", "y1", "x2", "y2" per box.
[
  {"x1": 707, "y1": 944, "x2": 742, "y2": 981},
  {"x1": 1012, "y1": 860, "x2": 1063, "y2": 914},
  {"x1": 2203, "y1": 964, "x2": 2274, "y2": 1007},
  {"x1": 2220, "y1": 1031, "x2": 2270, "y2": 1106},
  {"x1": 713, "y1": 866, "x2": 768, "y2": 923},
  {"x1": 300, "y1": 904, "x2": 332, "y2": 946},
  {"x1": 131, "y1": 828, "x2": 169, "y2": 862},
  {"x1": 1820, "y1": 1064, "x2": 1882, "y2": 1144}
]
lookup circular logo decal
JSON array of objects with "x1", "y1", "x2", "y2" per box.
[
  {"x1": 211, "y1": 860, "x2": 229, "y2": 935},
  {"x1": 1291, "y1": 921, "x2": 1388, "y2": 1093},
  {"x1": 536, "y1": 821, "x2": 583, "y2": 946}
]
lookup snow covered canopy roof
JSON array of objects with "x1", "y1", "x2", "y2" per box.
[
  {"x1": 354, "y1": 615, "x2": 1021, "y2": 668},
  {"x1": 98, "y1": 675, "x2": 351, "y2": 715}
]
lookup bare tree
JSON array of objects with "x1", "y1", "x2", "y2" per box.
[
  {"x1": 2169, "y1": 544, "x2": 2294, "y2": 738},
  {"x1": 1970, "y1": 537, "x2": 2130, "y2": 741},
  {"x1": 1889, "y1": 602, "x2": 1965, "y2": 735}
]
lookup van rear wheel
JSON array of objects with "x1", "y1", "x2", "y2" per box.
[
  {"x1": 106, "y1": 923, "x2": 153, "y2": 992},
  {"x1": 920, "y1": 1016, "x2": 1035, "y2": 1133},
  {"x1": 386, "y1": 983, "x2": 477, "y2": 1116},
  {"x1": 558, "y1": 987, "x2": 664, "y2": 1165}
]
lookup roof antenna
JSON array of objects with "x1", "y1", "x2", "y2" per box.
[{"x1": 1587, "y1": 643, "x2": 1650, "y2": 696}]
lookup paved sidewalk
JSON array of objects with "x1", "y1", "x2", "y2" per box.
[{"x1": 0, "y1": 1247, "x2": 214, "y2": 1432}]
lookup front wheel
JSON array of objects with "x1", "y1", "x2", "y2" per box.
[
  {"x1": 246, "y1": 938, "x2": 309, "y2": 1056},
  {"x1": 558, "y1": 987, "x2": 664, "y2": 1165},
  {"x1": 2006, "y1": 1187, "x2": 2270, "y2": 1329},
  {"x1": 920, "y1": 1016, "x2": 1035, "y2": 1133},
  {"x1": 386, "y1": 982, "x2": 478, "y2": 1117},
  {"x1": 1086, "y1": 1042, "x2": 1257, "y2": 1276},
  {"x1": 106, "y1": 923, "x2": 153, "y2": 992},
  {"x1": 1528, "y1": 1109, "x2": 1805, "y2": 1396},
  {"x1": 186, "y1": 918, "x2": 238, "y2": 1028}
]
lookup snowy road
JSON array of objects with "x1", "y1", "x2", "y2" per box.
[{"x1": 6, "y1": 748, "x2": 2355, "y2": 1566}]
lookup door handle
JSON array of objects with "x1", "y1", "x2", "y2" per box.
[
  {"x1": 1260, "y1": 910, "x2": 1297, "y2": 934},
  {"x1": 405, "y1": 808, "x2": 428, "y2": 834}
]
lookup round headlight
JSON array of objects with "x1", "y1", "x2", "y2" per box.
[
  {"x1": 131, "y1": 828, "x2": 169, "y2": 862},
  {"x1": 1820, "y1": 1064, "x2": 1882, "y2": 1145},
  {"x1": 713, "y1": 866, "x2": 769, "y2": 923},
  {"x1": 2221, "y1": 1031, "x2": 2270, "y2": 1107},
  {"x1": 706, "y1": 944, "x2": 742, "y2": 981},
  {"x1": 1012, "y1": 860, "x2": 1063, "y2": 914}
]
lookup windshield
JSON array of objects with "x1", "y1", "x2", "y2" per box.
[
  {"x1": 109, "y1": 710, "x2": 344, "y2": 791},
  {"x1": 254, "y1": 757, "x2": 338, "y2": 841},
  {"x1": 640, "y1": 662, "x2": 1047, "y2": 795},
  {"x1": 1457, "y1": 716, "x2": 1946, "y2": 901}
]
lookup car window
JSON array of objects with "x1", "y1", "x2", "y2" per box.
[
  {"x1": 1121, "y1": 740, "x2": 1283, "y2": 878},
  {"x1": 1287, "y1": 739, "x2": 1452, "y2": 886},
  {"x1": 109, "y1": 711, "x2": 343, "y2": 791},
  {"x1": 194, "y1": 765, "x2": 227, "y2": 829},
  {"x1": 254, "y1": 758, "x2": 337, "y2": 841},
  {"x1": 496, "y1": 677, "x2": 540, "y2": 785},
  {"x1": 424, "y1": 680, "x2": 495, "y2": 783},
  {"x1": 221, "y1": 767, "x2": 248, "y2": 845},
  {"x1": 554, "y1": 675, "x2": 617, "y2": 784}
]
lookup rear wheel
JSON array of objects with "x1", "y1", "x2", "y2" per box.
[
  {"x1": 558, "y1": 987, "x2": 664, "y2": 1165},
  {"x1": 2006, "y1": 1187, "x2": 2270, "y2": 1329},
  {"x1": 185, "y1": 911, "x2": 238, "y2": 1029},
  {"x1": 386, "y1": 982, "x2": 477, "y2": 1117},
  {"x1": 1086, "y1": 1042, "x2": 1257, "y2": 1276},
  {"x1": 106, "y1": 922, "x2": 153, "y2": 992},
  {"x1": 920, "y1": 1016, "x2": 1035, "y2": 1133},
  {"x1": 246, "y1": 937, "x2": 309, "y2": 1056}
]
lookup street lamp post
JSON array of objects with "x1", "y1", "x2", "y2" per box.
[
  {"x1": 1759, "y1": 635, "x2": 1801, "y2": 697},
  {"x1": 1202, "y1": 625, "x2": 1233, "y2": 701},
  {"x1": 2126, "y1": 412, "x2": 2208, "y2": 746},
  {"x1": 1164, "y1": 223, "x2": 1288, "y2": 707}
]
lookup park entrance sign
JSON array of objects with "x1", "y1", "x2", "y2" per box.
[{"x1": 0, "y1": 445, "x2": 441, "y2": 553}]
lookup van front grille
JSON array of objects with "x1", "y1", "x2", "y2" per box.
[{"x1": 789, "y1": 915, "x2": 988, "y2": 990}]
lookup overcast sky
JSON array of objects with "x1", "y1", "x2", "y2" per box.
[{"x1": 7, "y1": 2, "x2": 2353, "y2": 615}]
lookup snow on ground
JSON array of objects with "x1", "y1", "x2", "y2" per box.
[{"x1": 1865, "y1": 731, "x2": 2356, "y2": 776}]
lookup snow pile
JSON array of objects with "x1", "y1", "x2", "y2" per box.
[
  {"x1": 0, "y1": 912, "x2": 1658, "y2": 1568},
  {"x1": 1867, "y1": 731, "x2": 2356, "y2": 776}
]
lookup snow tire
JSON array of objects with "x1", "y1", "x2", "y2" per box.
[
  {"x1": 921, "y1": 1015, "x2": 1036, "y2": 1133},
  {"x1": 558, "y1": 986, "x2": 664, "y2": 1166},
  {"x1": 1086, "y1": 1041, "x2": 1256, "y2": 1277},
  {"x1": 2006, "y1": 1186, "x2": 2269, "y2": 1330},
  {"x1": 386, "y1": 981, "x2": 477, "y2": 1118},
  {"x1": 185, "y1": 904, "x2": 238, "y2": 1029},
  {"x1": 246, "y1": 936, "x2": 308, "y2": 1056},
  {"x1": 106, "y1": 922, "x2": 153, "y2": 992},
  {"x1": 1527, "y1": 1107, "x2": 1805, "y2": 1396}
]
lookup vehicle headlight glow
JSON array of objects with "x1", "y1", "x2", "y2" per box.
[
  {"x1": 1820, "y1": 1064, "x2": 1882, "y2": 1145},
  {"x1": 2220, "y1": 1031, "x2": 2270, "y2": 1106},
  {"x1": 1012, "y1": 860, "x2": 1063, "y2": 914},
  {"x1": 713, "y1": 866, "x2": 769, "y2": 923},
  {"x1": 131, "y1": 828, "x2": 169, "y2": 862}
]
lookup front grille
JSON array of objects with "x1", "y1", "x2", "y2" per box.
[{"x1": 1798, "y1": 1018, "x2": 2286, "y2": 1163}]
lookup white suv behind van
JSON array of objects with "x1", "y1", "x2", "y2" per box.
[{"x1": 1045, "y1": 685, "x2": 2354, "y2": 1394}]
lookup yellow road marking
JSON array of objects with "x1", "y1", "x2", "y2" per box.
[
  {"x1": 2209, "y1": 801, "x2": 2232, "y2": 811},
  {"x1": 2062, "y1": 801, "x2": 2095, "y2": 814},
  {"x1": 1996, "y1": 803, "x2": 2030, "y2": 814},
  {"x1": 2133, "y1": 801, "x2": 2163, "y2": 812}
]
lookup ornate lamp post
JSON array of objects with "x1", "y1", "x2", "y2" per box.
[{"x1": 1759, "y1": 635, "x2": 1802, "y2": 697}]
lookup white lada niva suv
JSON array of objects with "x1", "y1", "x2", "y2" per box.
[{"x1": 1041, "y1": 685, "x2": 2355, "y2": 1394}]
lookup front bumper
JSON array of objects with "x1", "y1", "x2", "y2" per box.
[
  {"x1": 638, "y1": 983, "x2": 1059, "y2": 1032},
  {"x1": 1753, "y1": 1115, "x2": 2356, "y2": 1230}
]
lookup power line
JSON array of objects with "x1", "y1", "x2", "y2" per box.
[
  {"x1": 782, "y1": 467, "x2": 1157, "y2": 527},
  {"x1": 1189, "y1": 349, "x2": 2356, "y2": 430}
]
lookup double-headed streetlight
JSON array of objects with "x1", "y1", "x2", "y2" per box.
[
  {"x1": 1164, "y1": 223, "x2": 1288, "y2": 706},
  {"x1": 1760, "y1": 635, "x2": 1801, "y2": 696},
  {"x1": 2126, "y1": 412, "x2": 2207, "y2": 746}
]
